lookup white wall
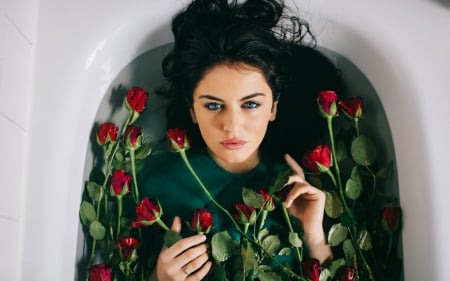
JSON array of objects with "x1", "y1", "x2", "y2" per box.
[{"x1": 0, "y1": 0, "x2": 38, "y2": 280}]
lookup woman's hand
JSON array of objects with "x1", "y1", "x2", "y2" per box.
[
  {"x1": 150, "y1": 216, "x2": 212, "y2": 281},
  {"x1": 283, "y1": 154, "x2": 332, "y2": 264}
]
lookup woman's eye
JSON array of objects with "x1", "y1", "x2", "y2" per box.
[
  {"x1": 204, "y1": 103, "x2": 223, "y2": 110},
  {"x1": 242, "y1": 101, "x2": 260, "y2": 109}
]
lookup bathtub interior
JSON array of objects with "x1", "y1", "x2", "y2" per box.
[{"x1": 77, "y1": 43, "x2": 402, "y2": 278}]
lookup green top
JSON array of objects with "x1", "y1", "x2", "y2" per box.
[{"x1": 136, "y1": 147, "x2": 292, "y2": 253}]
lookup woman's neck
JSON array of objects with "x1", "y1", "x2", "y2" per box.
[{"x1": 206, "y1": 148, "x2": 260, "y2": 174}]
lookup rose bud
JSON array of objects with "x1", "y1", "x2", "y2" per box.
[
  {"x1": 88, "y1": 263, "x2": 112, "y2": 281},
  {"x1": 339, "y1": 266, "x2": 356, "y2": 281},
  {"x1": 381, "y1": 206, "x2": 401, "y2": 233},
  {"x1": 125, "y1": 86, "x2": 148, "y2": 113},
  {"x1": 257, "y1": 188, "x2": 275, "y2": 211},
  {"x1": 123, "y1": 125, "x2": 142, "y2": 150},
  {"x1": 318, "y1": 90, "x2": 338, "y2": 118},
  {"x1": 167, "y1": 128, "x2": 191, "y2": 152},
  {"x1": 232, "y1": 202, "x2": 257, "y2": 225},
  {"x1": 115, "y1": 236, "x2": 139, "y2": 262},
  {"x1": 338, "y1": 97, "x2": 365, "y2": 120},
  {"x1": 190, "y1": 209, "x2": 214, "y2": 234},
  {"x1": 301, "y1": 144, "x2": 332, "y2": 173},
  {"x1": 131, "y1": 197, "x2": 163, "y2": 228},
  {"x1": 96, "y1": 122, "x2": 119, "y2": 146},
  {"x1": 110, "y1": 169, "x2": 132, "y2": 197},
  {"x1": 301, "y1": 258, "x2": 321, "y2": 281}
]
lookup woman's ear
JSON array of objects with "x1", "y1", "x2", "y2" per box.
[
  {"x1": 269, "y1": 101, "x2": 279, "y2": 121},
  {"x1": 189, "y1": 108, "x2": 198, "y2": 124}
]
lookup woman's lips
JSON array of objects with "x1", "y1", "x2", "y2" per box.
[{"x1": 220, "y1": 139, "x2": 247, "y2": 150}]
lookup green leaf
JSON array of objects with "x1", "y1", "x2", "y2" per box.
[
  {"x1": 319, "y1": 268, "x2": 331, "y2": 281},
  {"x1": 257, "y1": 228, "x2": 270, "y2": 242},
  {"x1": 242, "y1": 188, "x2": 264, "y2": 209},
  {"x1": 86, "y1": 181, "x2": 103, "y2": 201},
  {"x1": 163, "y1": 230, "x2": 183, "y2": 248},
  {"x1": 351, "y1": 134, "x2": 377, "y2": 166},
  {"x1": 357, "y1": 229, "x2": 372, "y2": 250},
  {"x1": 288, "y1": 232, "x2": 303, "y2": 248},
  {"x1": 345, "y1": 166, "x2": 363, "y2": 200},
  {"x1": 89, "y1": 220, "x2": 106, "y2": 240},
  {"x1": 342, "y1": 239, "x2": 355, "y2": 262},
  {"x1": 327, "y1": 258, "x2": 346, "y2": 278},
  {"x1": 268, "y1": 170, "x2": 290, "y2": 195},
  {"x1": 327, "y1": 223, "x2": 348, "y2": 246},
  {"x1": 278, "y1": 247, "x2": 292, "y2": 256},
  {"x1": 115, "y1": 150, "x2": 124, "y2": 162},
  {"x1": 324, "y1": 191, "x2": 343, "y2": 218},
  {"x1": 241, "y1": 242, "x2": 256, "y2": 275},
  {"x1": 376, "y1": 161, "x2": 393, "y2": 179},
  {"x1": 79, "y1": 201, "x2": 96, "y2": 226},
  {"x1": 212, "y1": 231, "x2": 236, "y2": 262},
  {"x1": 135, "y1": 141, "x2": 152, "y2": 159},
  {"x1": 258, "y1": 271, "x2": 283, "y2": 281},
  {"x1": 261, "y1": 235, "x2": 281, "y2": 256},
  {"x1": 335, "y1": 140, "x2": 347, "y2": 163}
]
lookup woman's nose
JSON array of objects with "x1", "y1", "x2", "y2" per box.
[{"x1": 221, "y1": 108, "x2": 242, "y2": 133}]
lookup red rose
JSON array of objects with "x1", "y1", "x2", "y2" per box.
[
  {"x1": 131, "y1": 197, "x2": 162, "y2": 228},
  {"x1": 318, "y1": 90, "x2": 338, "y2": 117},
  {"x1": 301, "y1": 258, "x2": 320, "y2": 281},
  {"x1": 115, "y1": 236, "x2": 139, "y2": 261},
  {"x1": 110, "y1": 169, "x2": 132, "y2": 196},
  {"x1": 382, "y1": 206, "x2": 401, "y2": 233},
  {"x1": 88, "y1": 263, "x2": 112, "y2": 281},
  {"x1": 191, "y1": 209, "x2": 214, "y2": 234},
  {"x1": 339, "y1": 266, "x2": 356, "y2": 281},
  {"x1": 167, "y1": 128, "x2": 191, "y2": 152},
  {"x1": 232, "y1": 202, "x2": 256, "y2": 225},
  {"x1": 257, "y1": 188, "x2": 275, "y2": 211},
  {"x1": 301, "y1": 144, "x2": 332, "y2": 173},
  {"x1": 338, "y1": 97, "x2": 365, "y2": 119},
  {"x1": 97, "y1": 123, "x2": 119, "y2": 145},
  {"x1": 126, "y1": 86, "x2": 148, "y2": 113},
  {"x1": 124, "y1": 125, "x2": 142, "y2": 149}
]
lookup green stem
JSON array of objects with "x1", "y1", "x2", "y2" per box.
[
  {"x1": 355, "y1": 119, "x2": 360, "y2": 136},
  {"x1": 281, "y1": 205, "x2": 303, "y2": 275},
  {"x1": 386, "y1": 233, "x2": 393, "y2": 258},
  {"x1": 348, "y1": 227, "x2": 375, "y2": 281},
  {"x1": 365, "y1": 165, "x2": 377, "y2": 200},
  {"x1": 116, "y1": 196, "x2": 123, "y2": 239},
  {"x1": 258, "y1": 210, "x2": 268, "y2": 231},
  {"x1": 129, "y1": 150, "x2": 140, "y2": 204}
]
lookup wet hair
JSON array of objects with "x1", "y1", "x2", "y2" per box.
[{"x1": 158, "y1": 0, "x2": 343, "y2": 161}]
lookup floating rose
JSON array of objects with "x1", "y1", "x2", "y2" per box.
[
  {"x1": 318, "y1": 90, "x2": 338, "y2": 117},
  {"x1": 339, "y1": 266, "x2": 356, "y2": 281},
  {"x1": 167, "y1": 128, "x2": 191, "y2": 152},
  {"x1": 131, "y1": 197, "x2": 166, "y2": 229},
  {"x1": 97, "y1": 123, "x2": 119, "y2": 145},
  {"x1": 190, "y1": 208, "x2": 214, "y2": 234},
  {"x1": 301, "y1": 258, "x2": 320, "y2": 281},
  {"x1": 126, "y1": 86, "x2": 148, "y2": 113},
  {"x1": 382, "y1": 206, "x2": 401, "y2": 233},
  {"x1": 110, "y1": 169, "x2": 132, "y2": 197},
  {"x1": 232, "y1": 202, "x2": 256, "y2": 225},
  {"x1": 116, "y1": 236, "x2": 139, "y2": 262},
  {"x1": 339, "y1": 97, "x2": 365, "y2": 120},
  {"x1": 123, "y1": 125, "x2": 142, "y2": 150},
  {"x1": 257, "y1": 188, "x2": 275, "y2": 211},
  {"x1": 301, "y1": 144, "x2": 332, "y2": 173}
]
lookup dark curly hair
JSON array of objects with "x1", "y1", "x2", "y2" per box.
[{"x1": 158, "y1": 0, "x2": 342, "y2": 162}]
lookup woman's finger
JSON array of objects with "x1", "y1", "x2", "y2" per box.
[{"x1": 284, "y1": 153, "x2": 305, "y2": 181}]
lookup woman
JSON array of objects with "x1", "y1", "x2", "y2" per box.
[{"x1": 139, "y1": 0, "x2": 342, "y2": 280}]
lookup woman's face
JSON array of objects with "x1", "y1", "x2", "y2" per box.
[{"x1": 190, "y1": 64, "x2": 278, "y2": 173}]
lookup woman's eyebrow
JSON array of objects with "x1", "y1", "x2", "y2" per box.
[{"x1": 197, "y1": 92, "x2": 266, "y2": 101}]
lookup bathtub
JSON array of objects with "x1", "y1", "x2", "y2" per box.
[{"x1": 22, "y1": 0, "x2": 450, "y2": 280}]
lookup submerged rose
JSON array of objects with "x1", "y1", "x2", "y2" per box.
[
  {"x1": 88, "y1": 263, "x2": 112, "y2": 281},
  {"x1": 116, "y1": 236, "x2": 139, "y2": 261},
  {"x1": 167, "y1": 128, "x2": 191, "y2": 152},
  {"x1": 301, "y1": 258, "x2": 320, "y2": 281},
  {"x1": 339, "y1": 266, "x2": 356, "y2": 281},
  {"x1": 131, "y1": 197, "x2": 162, "y2": 228},
  {"x1": 381, "y1": 206, "x2": 401, "y2": 233},
  {"x1": 126, "y1": 86, "x2": 148, "y2": 113},
  {"x1": 110, "y1": 169, "x2": 132, "y2": 197},
  {"x1": 339, "y1": 97, "x2": 365, "y2": 120},
  {"x1": 97, "y1": 123, "x2": 119, "y2": 145},
  {"x1": 318, "y1": 90, "x2": 338, "y2": 117},
  {"x1": 301, "y1": 144, "x2": 332, "y2": 173},
  {"x1": 124, "y1": 125, "x2": 142, "y2": 150},
  {"x1": 190, "y1": 209, "x2": 214, "y2": 234}
]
